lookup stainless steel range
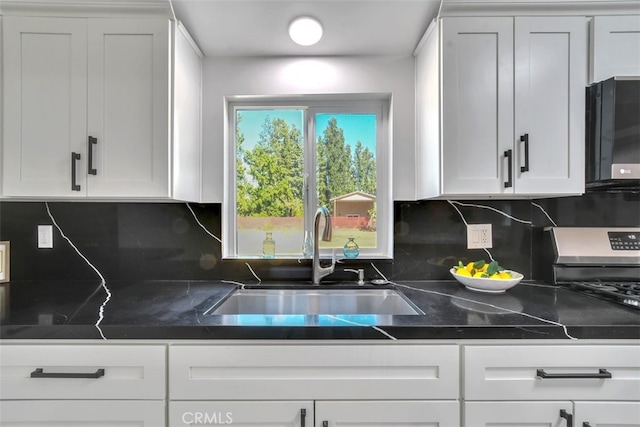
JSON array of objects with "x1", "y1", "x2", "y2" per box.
[{"x1": 550, "y1": 227, "x2": 640, "y2": 310}]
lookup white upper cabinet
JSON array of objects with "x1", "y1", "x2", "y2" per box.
[
  {"x1": 86, "y1": 18, "x2": 169, "y2": 198},
  {"x1": 2, "y1": 15, "x2": 202, "y2": 200},
  {"x1": 591, "y1": 15, "x2": 640, "y2": 83},
  {"x1": 513, "y1": 17, "x2": 587, "y2": 195},
  {"x1": 416, "y1": 16, "x2": 587, "y2": 198},
  {"x1": 3, "y1": 17, "x2": 88, "y2": 198},
  {"x1": 440, "y1": 17, "x2": 514, "y2": 196}
]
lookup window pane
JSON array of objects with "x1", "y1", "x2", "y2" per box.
[
  {"x1": 315, "y1": 113, "x2": 377, "y2": 250},
  {"x1": 235, "y1": 109, "x2": 304, "y2": 257}
]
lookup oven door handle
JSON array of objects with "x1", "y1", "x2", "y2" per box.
[{"x1": 536, "y1": 368, "x2": 612, "y2": 379}]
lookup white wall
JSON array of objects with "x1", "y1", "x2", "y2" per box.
[{"x1": 200, "y1": 55, "x2": 416, "y2": 202}]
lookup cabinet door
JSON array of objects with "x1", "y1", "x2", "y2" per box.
[
  {"x1": 87, "y1": 18, "x2": 169, "y2": 197},
  {"x1": 591, "y1": 15, "x2": 640, "y2": 83},
  {"x1": 441, "y1": 17, "x2": 514, "y2": 195},
  {"x1": 575, "y1": 402, "x2": 640, "y2": 427},
  {"x1": 317, "y1": 400, "x2": 460, "y2": 427},
  {"x1": 3, "y1": 17, "x2": 87, "y2": 197},
  {"x1": 0, "y1": 400, "x2": 165, "y2": 426},
  {"x1": 464, "y1": 401, "x2": 573, "y2": 426},
  {"x1": 514, "y1": 17, "x2": 587, "y2": 194},
  {"x1": 172, "y1": 22, "x2": 202, "y2": 202},
  {"x1": 169, "y1": 401, "x2": 313, "y2": 427}
]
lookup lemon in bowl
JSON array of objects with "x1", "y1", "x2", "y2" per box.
[{"x1": 450, "y1": 260, "x2": 523, "y2": 293}]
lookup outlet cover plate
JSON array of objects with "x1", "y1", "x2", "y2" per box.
[
  {"x1": 467, "y1": 224, "x2": 492, "y2": 249},
  {"x1": 38, "y1": 225, "x2": 53, "y2": 249}
]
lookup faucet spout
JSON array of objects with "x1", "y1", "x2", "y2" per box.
[{"x1": 312, "y1": 206, "x2": 335, "y2": 285}]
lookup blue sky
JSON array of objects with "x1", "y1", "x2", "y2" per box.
[{"x1": 237, "y1": 109, "x2": 376, "y2": 156}]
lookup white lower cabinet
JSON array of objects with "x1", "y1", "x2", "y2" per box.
[
  {"x1": 575, "y1": 402, "x2": 640, "y2": 427},
  {"x1": 463, "y1": 345, "x2": 640, "y2": 427},
  {"x1": 169, "y1": 400, "x2": 458, "y2": 427},
  {"x1": 169, "y1": 344, "x2": 459, "y2": 400},
  {"x1": 0, "y1": 400, "x2": 165, "y2": 426},
  {"x1": 168, "y1": 344, "x2": 460, "y2": 427},
  {"x1": 0, "y1": 344, "x2": 167, "y2": 425},
  {"x1": 464, "y1": 401, "x2": 573, "y2": 426},
  {"x1": 169, "y1": 401, "x2": 313, "y2": 427},
  {"x1": 316, "y1": 400, "x2": 459, "y2": 427},
  {"x1": 2, "y1": 341, "x2": 638, "y2": 426},
  {"x1": 0, "y1": 344, "x2": 166, "y2": 400},
  {"x1": 464, "y1": 401, "x2": 640, "y2": 426}
]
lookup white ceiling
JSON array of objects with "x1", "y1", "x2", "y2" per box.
[{"x1": 170, "y1": 0, "x2": 442, "y2": 57}]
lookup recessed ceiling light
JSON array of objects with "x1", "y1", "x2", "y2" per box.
[{"x1": 288, "y1": 16, "x2": 323, "y2": 46}]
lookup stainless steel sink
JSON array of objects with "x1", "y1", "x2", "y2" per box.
[{"x1": 207, "y1": 288, "x2": 423, "y2": 315}]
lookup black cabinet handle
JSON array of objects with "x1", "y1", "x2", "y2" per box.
[
  {"x1": 322, "y1": 422, "x2": 328, "y2": 427},
  {"x1": 520, "y1": 133, "x2": 529, "y2": 173},
  {"x1": 504, "y1": 149, "x2": 513, "y2": 188},
  {"x1": 71, "y1": 152, "x2": 81, "y2": 191},
  {"x1": 88, "y1": 136, "x2": 97, "y2": 175},
  {"x1": 560, "y1": 409, "x2": 573, "y2": 427},
  {"x1": 30, "y1": 368, "x2": 105, "y2": 379},
  {"x1": 300, "y1": 409, "x2": 306, "y2": 427},
  {"x1": 583, "y1": 423, "x2": 592, "y2": 427},
  {"x1": 537, "y1": 368, "x2": 612, "y2": 379}
]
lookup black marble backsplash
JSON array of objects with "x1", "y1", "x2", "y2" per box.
[{"x1": 1, "y1": 191, "x2": 638, "y2": 283}]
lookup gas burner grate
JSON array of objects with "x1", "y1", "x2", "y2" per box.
[{"x1": 559, "y1": 281, "x2": 640, "y2": 309}]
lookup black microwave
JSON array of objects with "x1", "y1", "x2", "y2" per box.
[{"x1": 586, "y1": 77, "x2": 640, "y2": 189}]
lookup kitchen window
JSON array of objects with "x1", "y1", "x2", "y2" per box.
[{"x1": 223, "y1": 96, "x2": 392, "y2": 260}]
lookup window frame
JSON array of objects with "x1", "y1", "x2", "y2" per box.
[{"x1": 223, "y1": 94, "x2": 392, "y2": 260}]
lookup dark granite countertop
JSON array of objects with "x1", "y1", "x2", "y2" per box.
[{"x1": 0, "y1": 279, "x2": 638, "y2": 340}]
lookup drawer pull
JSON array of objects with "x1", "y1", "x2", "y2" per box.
[
  {"x1": 536, "y1": 368, "x2": 612, "y2": 379},
  {"x1": 88, "y1": 136, "x2": 98, "y2": 175},
  {"x1": 71, "y1": 152, "x2": 81, "y2": 191},
  {"x1": 300, "y1": 408, "x2": 306, "y2": 427},
  {"x1": 504, "y1": 149, "x2": 513, "y2": 188},
  {"x1": 322, "y1": 422, "x2": 328, "y2": 427},
  {"x1": 520, "y1": 133, "x2": 530, "y2": 173},
  {"x1": 30, "y1": 368, "x2": 105, "y2": 379},
  {"x1": 560, "y1": 409, "x2": 573, "y2": 427},
  {"x1": 583, "y1": 423, "x2": 592, "y2": 427}
]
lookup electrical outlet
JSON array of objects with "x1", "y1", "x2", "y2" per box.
[
  {"x1": 38, "y1": 225, "x2": 53, "y2": 249},
  {"x1": 467, "y1": 224, "x2": 492, "y2": 249}
]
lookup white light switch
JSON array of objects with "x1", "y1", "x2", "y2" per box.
[
  {"x1": 467, "y1": 224, "x2": 492, "y2": 249},
  {"x1": 38, "y1": 225, "x2": 53, "y2": 248}
]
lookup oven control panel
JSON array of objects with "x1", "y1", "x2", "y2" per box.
[
  {"x1": 551, "y1": 227, "x2": 640, "y2": 265},
  {"x1": 609, "y1": 232, "x2": 640, "y2": 250}
]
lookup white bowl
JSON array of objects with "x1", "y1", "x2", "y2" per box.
[{"x1": 449, "y1": 268, "x2": 523, "y2": 293}]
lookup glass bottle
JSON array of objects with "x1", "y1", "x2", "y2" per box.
[
  {"x1": 343, "y1": 237, "x2": 360, "y2": 259},
  {"x1": 262, "y1": 232, "x2": 275, "y2": 259}
]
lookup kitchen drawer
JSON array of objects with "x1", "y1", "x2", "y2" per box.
[
  {"x1": 0, "y1": 400, "x2": 165, "y2": 426},
  {"x1": 169, "y1": 344, "x2": 459, "y2": 400},
  {"x1": 0, "y1": 344, "x2": 166, "y2": 399},
  {"x1": 463, "y1": 401, "x2": 573, "y2": 426},
  {"x1": 575, "y1": 401, "x2": 640, "y2": 426},
  {"x1": 169, "y1": 400, "x2": 314, "y2": 427},
  {"x1": 316, "y1": 400, "x2": 461, "y2": 427},
  {"x1": 464, "y1": 345, "x2": 640, "y2": 401}
]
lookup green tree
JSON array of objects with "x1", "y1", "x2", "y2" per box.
[
  {"x1": 243, "y1": 117, "x2": 304, "y2": 217},
  {"x1": 317, "y1": 117, "x2": 355, "y2": 210},
  {"x1": 353, "y1": 141, "x2": 376, "y2": 195},
  {"x1": 235, "y1": 113, "x2": 252, "y2": 216}
]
